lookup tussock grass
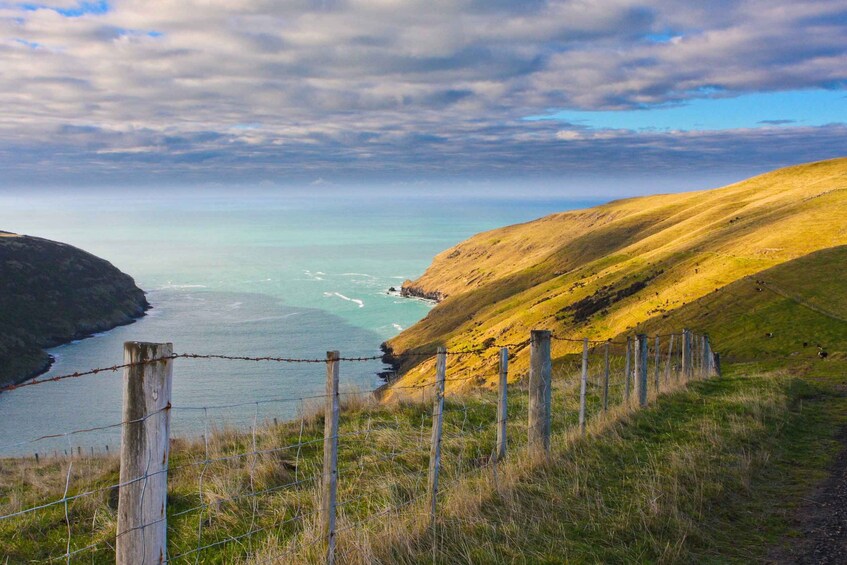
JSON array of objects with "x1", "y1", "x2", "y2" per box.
[
  {"x1": 328, "y1": 366, "x2": 847, "y2": 564},
  {"x1": 3, "y1": 360, "x2": 846, "y2": 563}
]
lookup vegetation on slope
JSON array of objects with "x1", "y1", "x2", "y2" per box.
[
  {"x1": 632, "y1": 245, "x2": 847, "y2": 364},
  {"x1": 0, "y1": 232, "x2": 149, "y2": 387},
  {"x1": 384, "y1": 157, "x2": 847, "y2": 395}
]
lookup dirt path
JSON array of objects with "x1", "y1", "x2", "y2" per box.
[{"x1": 771, "y1": 427, "x2": 847, "y2": 564}]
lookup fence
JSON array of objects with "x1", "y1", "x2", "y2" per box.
[{"x1": 0, "y1": 329, "x2": 718, "y2": 564}]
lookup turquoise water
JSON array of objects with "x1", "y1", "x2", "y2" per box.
[{"x1": 0, "y1": 189, "x2": 587, "y2": 456}]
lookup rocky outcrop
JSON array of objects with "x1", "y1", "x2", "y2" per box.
[
  {"x1": 0, "y1": 233, "x2": 150, "y2": 388},
  {"x1": 400, "y1": 280, "x2": 446, "y2": 302}
]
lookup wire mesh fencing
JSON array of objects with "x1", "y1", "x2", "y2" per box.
[{"x1": 0, "y1": 329, "x2": 717, "y2": 564}]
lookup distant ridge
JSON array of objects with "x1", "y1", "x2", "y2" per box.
[{"x1": 383, "y1": 157, "x2": 847, "y2": 396}]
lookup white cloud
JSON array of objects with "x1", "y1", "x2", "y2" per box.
[{"x1": 0, "y1": 0, "x2": 846, "y2": 184}]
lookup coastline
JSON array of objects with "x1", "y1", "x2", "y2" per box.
[
  {"x1": 1, "y1": 302, "x2": 151, "y2": 391},
  {"x1": 399, "y1": 282, "x2": 445, "y2": 303},
  {"x1": 379, "y1": 284, "x2": 441, "y2": 379}
]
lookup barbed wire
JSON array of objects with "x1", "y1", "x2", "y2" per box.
[
  {"x1": 0, "y1": 331, "x2": 697, "y2": 396},
  {"x1": 1, "y1": 329, "x2": 714, "y2": 565}
]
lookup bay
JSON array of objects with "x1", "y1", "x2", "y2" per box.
[{"x1": 0, "y1": 188, "x2": 590, "y2": 456}]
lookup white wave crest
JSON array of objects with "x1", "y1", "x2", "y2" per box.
[{"x1": 327, "y1": 292, "x2": 365, "y2": 308}]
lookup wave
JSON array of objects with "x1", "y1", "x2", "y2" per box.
[
  {"x1": 233, "y1": 312, "x2": 301, "y2": 324},
  {"x1": 159, "y1": 283, "x2": 209, "y2": 290},
  {"x1": 341, "y1": 272, "x2": 375, "y2": 278},
  {"x1": 392, "y1": 323, "x2": 403, "y2": 332},
  {"x1": 325, "y1": 292, "x2": 365, "y2": 308}
]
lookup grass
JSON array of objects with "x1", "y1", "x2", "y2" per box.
[
  {"x1": 633, "y1": 245, "x2": 847, "y2": 363},
  {"x1": 355, "y1": 360, "x2": 847, "y2": 564},
  {"x1": 4, "y1": 351, "x2": 846, "y2": 563}
]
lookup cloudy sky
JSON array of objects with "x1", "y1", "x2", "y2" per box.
[{"x1": 1, "y1": 0, "x2": 846, "y2": 190}]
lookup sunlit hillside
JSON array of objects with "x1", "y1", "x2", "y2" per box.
[
  {"x1": 631, "y1": 245, "x2": 847, "y2": 363},
  {"x1": 383, "y1": 158, "x2": 847, "y2": 398}
]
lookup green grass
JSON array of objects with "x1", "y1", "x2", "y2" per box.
[
  {"x1": 633, "y1": 245, "x2": 847, "y2": 363},
  {"x1": 4, "y1": 355, "x2": 846, "y2": 563},
  {"x1": 370, "y1": 361, "x2": 847, "y2": 564}
]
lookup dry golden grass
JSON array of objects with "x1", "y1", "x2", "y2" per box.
[
  {"x1": 383, "y1": 157, "x2": 847, "y2": 397},
  {"x1": 4, "y1": 358, "x2": 846, "y2": 564}
]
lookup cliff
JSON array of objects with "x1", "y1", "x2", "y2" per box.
[{"x1": 0, "y1": 232, "x2": 149, "y2": 388}]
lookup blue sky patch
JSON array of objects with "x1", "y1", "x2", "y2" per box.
[
  {"x1": 56, "y1": 1, "x2": 109, "y2": 17},
  {"x1": 15, "y1": 1, "x2": 109, "y2": 16},
  {"x1": 13, "y1": 37, "x2": 40, "y2": 48},
  {"x1": 526, "y1": 90, "x2": 847, "y2": 132}
]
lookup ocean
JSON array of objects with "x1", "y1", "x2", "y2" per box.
[{"x1": 0, "y1": 188, "x2": 589, "y2": 456}]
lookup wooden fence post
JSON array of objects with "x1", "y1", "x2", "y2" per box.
[
  {"x1": 116, "y1": 342, "x2": 173, "y2": 565},
  {"x1": 633, "y1": 335, "x2": 642, "y2": 405},
  {"x1": 603, "y1": 342, "x2": 610, "y2": 413},
  {"x1": 427, "y1": 347, "x2": 447, "y2": 525},
  {"x1": 322, "y1": 351, "x2": 340, "y2": 565},
  {"x1": 682, "y1": 329, "x2": 691, "y2": 381},
  {"x1": 703, "y1": 335, "x2": 711, "y2": 378},
  {"x1": 714, "y1": 352, "x2": 722, "y2": 378},
  {"x1": 579, "y1": 338, "x2": 589, "y2": 434},
  {"x1": 624, "y1": 336, "x2": 631, "y2": 402},
  {"x1": 654, "y1": 336, "x2": 661, "y2": 393},
  {"x1": 637, "y1": 334, "x2": 649, "y2": 407},
  {"x1": 664, "y1": 334, "x2": 675, "y2": 384},
  {"x1": 496, "y1": 347, "x2": 508, "y2": 461},
  {"x1": 528, "y1": 330, "x2": 552, "y2": 454}
]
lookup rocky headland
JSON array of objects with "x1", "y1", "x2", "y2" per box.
[{"x1": 0, "y1": 232, "x2": 150, "y2": 389}]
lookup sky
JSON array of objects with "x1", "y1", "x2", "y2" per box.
[{"x1": 1, "y1": 0, "x2": 847, "y2": 192}]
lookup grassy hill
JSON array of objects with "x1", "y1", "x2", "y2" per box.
[
  {"x1": 0, "y1": 233, "x2": 149, "y2": 388},
  {"x1": 383, "y1": 158, "x2": 847, "y2": 396}
]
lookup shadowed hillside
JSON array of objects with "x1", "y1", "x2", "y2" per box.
[
  {"x1": 0, "y1": 233, "x2": 149, "y2": 388},
  {"x1": 383, "y1": 158, "x2": 847, "y2": 397}
]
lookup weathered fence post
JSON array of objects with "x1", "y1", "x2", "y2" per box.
[
  {"x1": 603, "y1": 342, "x2": 610, "y2": 413},
  {"x1": 682, "y1": 329, "x2": 692, "y2": 380},
  {"x1": 633, "y1": 335, "x2": 642, "y2": 405},
  {"x1": 714, "y1": 352, "x2": 722, "y2": 378},
  {"x1": 116, "y1": 342, "x2": 173, "y2": 565},
  {"x1": 624, "y1": 336, "x2": 632, "y2": 402},
  {"x1": 654, "y1": 336, "x2": 661, "y2": 392},
  {"x1": 496, "y1": 347, "x2": 508, "y2": 461},
  {"x1": 322, "y1": 351, "x2": 340, "y2": 565},
  {"x1": 703, "y1": 335, "x2": 711, "y2": 378},
  {"x1": 637, "y1": 334, "x2": 649, "y2": 407},
  {"x1": 579, "y1": 338, "x2": 589, "y2": 434},
  {"x1": 664, "y1": 334, "x2": 675, "y2": 384},
  {"x1": 427, "y1": 347, "x2": 447, "y2": 525},
  {"x1": 528, "y1": 330, "x2": 552, "y2": 454}
]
